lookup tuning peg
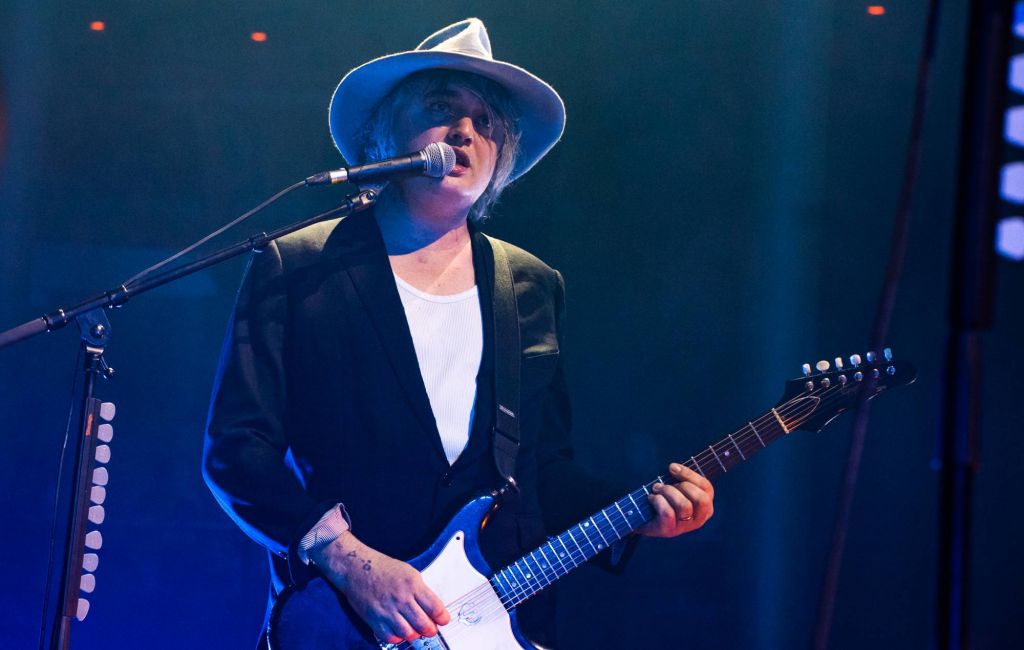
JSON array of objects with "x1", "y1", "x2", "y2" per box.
[
  {"x1": 887, "y1": 365, "x2": 896, "y2": 375},
  {"x1": 821, "y1": 378, "x2": 831, "y2": 388},
  {"x1": 815, "y1": 360, "x2": 830, "y2": 372},
  {"x1": 838, "y1": 374, "x2": 848, "y2": 385},
  {"x1": 802, "y1": 363, "x2": 812, "y2": 377},
  {"x1": 98, "y1": 423, "x2": 113, "y2": 443},
  {"x1": 80, "y1": 573, "x2": 96, "y2": 594},
  {"x1": 85, "y1": 530, "x2": 103, "y2": 550},
  {"x1": 884, "y1": 347, "x2": 893, "y2": 361},
  {"x1": 83, "y1": 553, "x2": 99, "y2": 572},
  {"x1": 88, "y1": 505, "x2": 105, "y2": 525},
  {"x1": 92, "y1": 467, "x2": 108, "y2": 486},
  {"x1": 850, "y1": 354, "x2": 862, "y2": 366},
  {"x1": 835, "y1": 357, "x2": 844, "y2": 369},
  {"x1": 866, "y1": 351, "x2": 876, "y2": 363},
  {"x1": 99, "y1": 402, "x2": 116, "y2": 422},
  {"x1": 854, "y1": 371, "x2": 864, "y2": 382},
  {"x1": 76, "y1": 598, "x2": 90, "y2": 622},
  {"x1": 95, "y1": 445, "x2": 110, "y2": 464},
  {"x1": 90, "y1": 485, "x2": 106, "y2": 505}
]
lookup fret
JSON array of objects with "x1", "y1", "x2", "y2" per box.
[
  {"x1": 749, "y1": 421, "x2": 766, "y2": 447},
  {"x1": 580, "y1": 520, "x2": 602, "y2": 553},
  {"x1": 526, "y1": 551, "x2": 552, "y2": 587},
  {"x1": 566, "y1": 527, "x2": 588, "y2": 558},
  {"x1": 771, "y1": 407, "x2": 790, "y2": 433},
  {"x1": 709, "y1": 444, "x2": 727, "y2": 472},
  {"x1": 498, "y1": 569, "x2": 519, "y2": 597},
  {"x1": 544, "y1": 541, "x2": 567, "y2": 576},
  {"x1": 493, "y1": 571, "x2": 513, "y2": 600},
  {"x1": 727, "y1": 433, "x2": 746, "y2": 460},
  {"x1": 512, "y1": 562, "x2": 534, "y2": 596},
  {"x1": 556, "y1": 535, "x2": 577, "y2": 567},
  {"x1": 624, "y1": 493, "x2": 648, "y2": 529},
  {"x1": 612, "y1": 502, "x2": 632, "y2": 535},
  {"x1": 600, "y1": 510, "x2": 624, "y2": 541},
  {"x1": 690, "y1": 455, "x2": 706, "y2": 477},
  {"x1": 589, "y1": 516, "x2": 611, "y2": 550}
]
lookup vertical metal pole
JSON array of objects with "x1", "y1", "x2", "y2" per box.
[{"x1": 937, "y1": 1, "x2": 1011, "y2": 647}]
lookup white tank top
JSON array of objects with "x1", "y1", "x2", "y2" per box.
[{"x1": 394, "y1": 274, "x2": 483, "y2": 465}]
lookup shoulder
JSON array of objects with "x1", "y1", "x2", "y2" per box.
[
  {"x1": 483, "y1": 235, "x2": 564, "y2": 291},
  {"x1": 272, "y1": 218, "x2": 343, "y2": 265}
]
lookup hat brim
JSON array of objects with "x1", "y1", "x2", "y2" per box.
[{"x1": 328, "y1": 50, "x2": 566, "y2": 182}]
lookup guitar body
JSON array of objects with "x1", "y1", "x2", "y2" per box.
[{"x1": 269, "y1": 494, "x2": 535, "y2": 650}]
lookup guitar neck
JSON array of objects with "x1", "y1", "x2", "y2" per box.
[{"x1": 489, "y1": 403, "x2": 801, "y2": 610}]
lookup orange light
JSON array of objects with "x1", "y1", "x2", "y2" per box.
[
  {"x1": 89, "y1": 20, "x2": 105, "y2": 32},
  {"x1": 867, "y1": 5, "x2": 885, "y2": 15},
  {"x1": 250, "y1": 31, "x2": 267, "y2": 42}
]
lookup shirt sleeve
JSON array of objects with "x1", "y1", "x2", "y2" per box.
[{"x1": 297, "y1": 504, "x2": 353, "y2": 564}]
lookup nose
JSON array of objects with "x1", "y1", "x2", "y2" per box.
[{"x1": 445, "y1": 116, "x2": 475, "y2": 147}]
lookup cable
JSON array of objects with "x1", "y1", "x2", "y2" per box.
[
  {"x1": 121, "y1": 180, "x2": 306, "y2": 288},
  {"x1": 37, "y1": 344, "x2": 83, "y2": 650},
  {"x1": 813, "y1": 0, "x2": 945, "y2": 647}
]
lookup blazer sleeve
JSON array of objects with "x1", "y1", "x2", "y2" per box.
[
  {"x1": 537, "y1": 270, "x2": 640, "y2": 573},
  {"x1": 203, "y1": 240, "x2": 334, "y2": 579}
]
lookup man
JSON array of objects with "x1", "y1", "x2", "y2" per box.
[{"x1": 204, "y1": 18, "x2": 714, "y2": 648}]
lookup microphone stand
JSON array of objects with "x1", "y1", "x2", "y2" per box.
[{"x1": 0, "y1": 187, "x2": 377, "y2": 650}]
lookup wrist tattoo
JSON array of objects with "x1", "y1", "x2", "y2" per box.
[{"x1": 345, "y1": 550, "x2": 373, "y2": 572}]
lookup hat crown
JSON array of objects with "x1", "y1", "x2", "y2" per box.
[{"x1": 415, "y1": 18, "x2": 493, "y2": 60}]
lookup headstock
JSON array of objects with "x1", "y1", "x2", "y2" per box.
[{"x1": 776, "y1": 348, "x2": 917, "y2": 434}]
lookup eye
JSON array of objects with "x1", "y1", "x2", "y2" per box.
[
  {"x1": 475, "y1": 113, "x2": 493, "y2": 131},
  {"x1": 428, "y1": 100, "x2": 452, "y2": 114}
]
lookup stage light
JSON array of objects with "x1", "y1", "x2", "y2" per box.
[
  {"x1": 251, "y1": 32, "x2": 267, "y2": 43},
  {"x1": 1009, "y1": 54, "x2": 1024, "y2": 94},
  {"x1": 90, "y1": 21, "x2": 105, "y2": 32},
  {"x1": 1005, "y1": 106, "x2": 1024, "y2": 147},
  {"x1": 867, "y1": 6, "x2": 886, "y2": 16},
  {"x1": 997, "y1": 217, "x2": 1024, "y2": 260},
  {"x1": 1015, "y1": 1, "x2": 1024, "y2": 39},
  {"x1": 1001, "y1": 162, "x2": 1024, "y2": 203}
]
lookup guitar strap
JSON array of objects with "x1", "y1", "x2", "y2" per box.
[{"x1": 484, "y1": 235, "x2": 521, "y2": 491}]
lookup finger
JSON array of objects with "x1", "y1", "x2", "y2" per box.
[
  {"x1": 669, "y1": 463, "x2": 714, "y2": 496},
  {"x1": 678, "y1": 481, "x2": 714, "y2": 521},
  {"x1": 416, "y1": 589, "x2": 451, "y2": 627},
  {"x1": 382, "y1": 611, "x2": 418, "y2": 642},
  {"x1": 372, "y1": 616, "x2": 406, "y2": 645},
  {"x1": 399, "y1": 600, "x2": 438, "y2": 638},
  {"x1": 655, "y1": 482, "x2": 695, "y2": 522},
  {"x1": 647, "y1": 489, "x2": 675, "y2": 527}
]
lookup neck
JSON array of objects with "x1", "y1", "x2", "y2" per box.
[{"x1": 374, "y1": 189, "x2": 472, "y2": 255}]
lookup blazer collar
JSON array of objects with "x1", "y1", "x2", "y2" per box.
[{"x1": 324, "y1": 211, "x2": 499, "y2": 470}]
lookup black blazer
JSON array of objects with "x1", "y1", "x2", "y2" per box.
[{"x1": 203, "y1": 210, "x2": 633, "y2": 634}]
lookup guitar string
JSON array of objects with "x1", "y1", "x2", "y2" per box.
[
  {"x1": 473, "y1": 378, "x2": 865, "y2": 617},
  {"x1": 464, "y1": 379, "x2": 859, "y2": 621},
  {"x1": 393, "y1": 378, "x2": 871, "y2": 648},
  {"x1": 411, "y1": 378, "x2": 858, "y2": 639},
  {"x1": 388, "y1": 374, "x2": 881, "y2": 646}
]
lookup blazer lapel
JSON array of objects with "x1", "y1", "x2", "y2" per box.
[{"x1": 327, "y1": 212, "x2": 448, "y2": 464}]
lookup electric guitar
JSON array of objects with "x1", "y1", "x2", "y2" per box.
[{"x1": 269, "y1": 351, "x2": 916, "y2": 649}]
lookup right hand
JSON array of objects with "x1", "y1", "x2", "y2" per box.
[{"x1": 309, "y1": 532, "x2": 451, "y2": 644}]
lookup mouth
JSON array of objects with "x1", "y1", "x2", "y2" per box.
[{"x1": 449, "y1": 148, "x2": 471, "y2": 176}]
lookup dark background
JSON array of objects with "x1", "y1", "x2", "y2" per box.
[{"x1": 2, "y1": 1, "x2": 1022, "y2": 648}]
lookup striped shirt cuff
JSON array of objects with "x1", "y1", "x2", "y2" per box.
[{"x1": 297, "y1": 504, "x2": 351, "y2": 565}]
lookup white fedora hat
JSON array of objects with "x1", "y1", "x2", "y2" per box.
[{"x1": 328, "y1": 18, "x2": 566, "y2": 182}]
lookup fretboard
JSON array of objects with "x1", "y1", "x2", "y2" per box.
[{"x1": 489, "y1": 401, "x2": 809, "y2": 610}]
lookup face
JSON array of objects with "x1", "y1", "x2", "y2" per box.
[{"x1": 391, "y1": 82, "x2": 503, "y2": 216}]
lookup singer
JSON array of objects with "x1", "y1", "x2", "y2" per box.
[{"x1": 203, "y1": 18, "x2": 714, "y2": 649}]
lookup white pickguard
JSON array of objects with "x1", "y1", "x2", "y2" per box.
[{"x1": 409, "y1": 531, "x2": 523, "y2": 650}]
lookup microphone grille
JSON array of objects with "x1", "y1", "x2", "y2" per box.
[{"x1": 422, "y1": 142, "x2": 456, "y2": 178}]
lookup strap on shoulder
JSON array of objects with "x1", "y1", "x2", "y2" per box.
[{"x1": 484, "y1": 235, "x2": 522, "y2": 491}]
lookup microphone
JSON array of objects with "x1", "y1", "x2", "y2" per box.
[{"x1": 305, "y1": 142, "x2": 457, "y2": 186}]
